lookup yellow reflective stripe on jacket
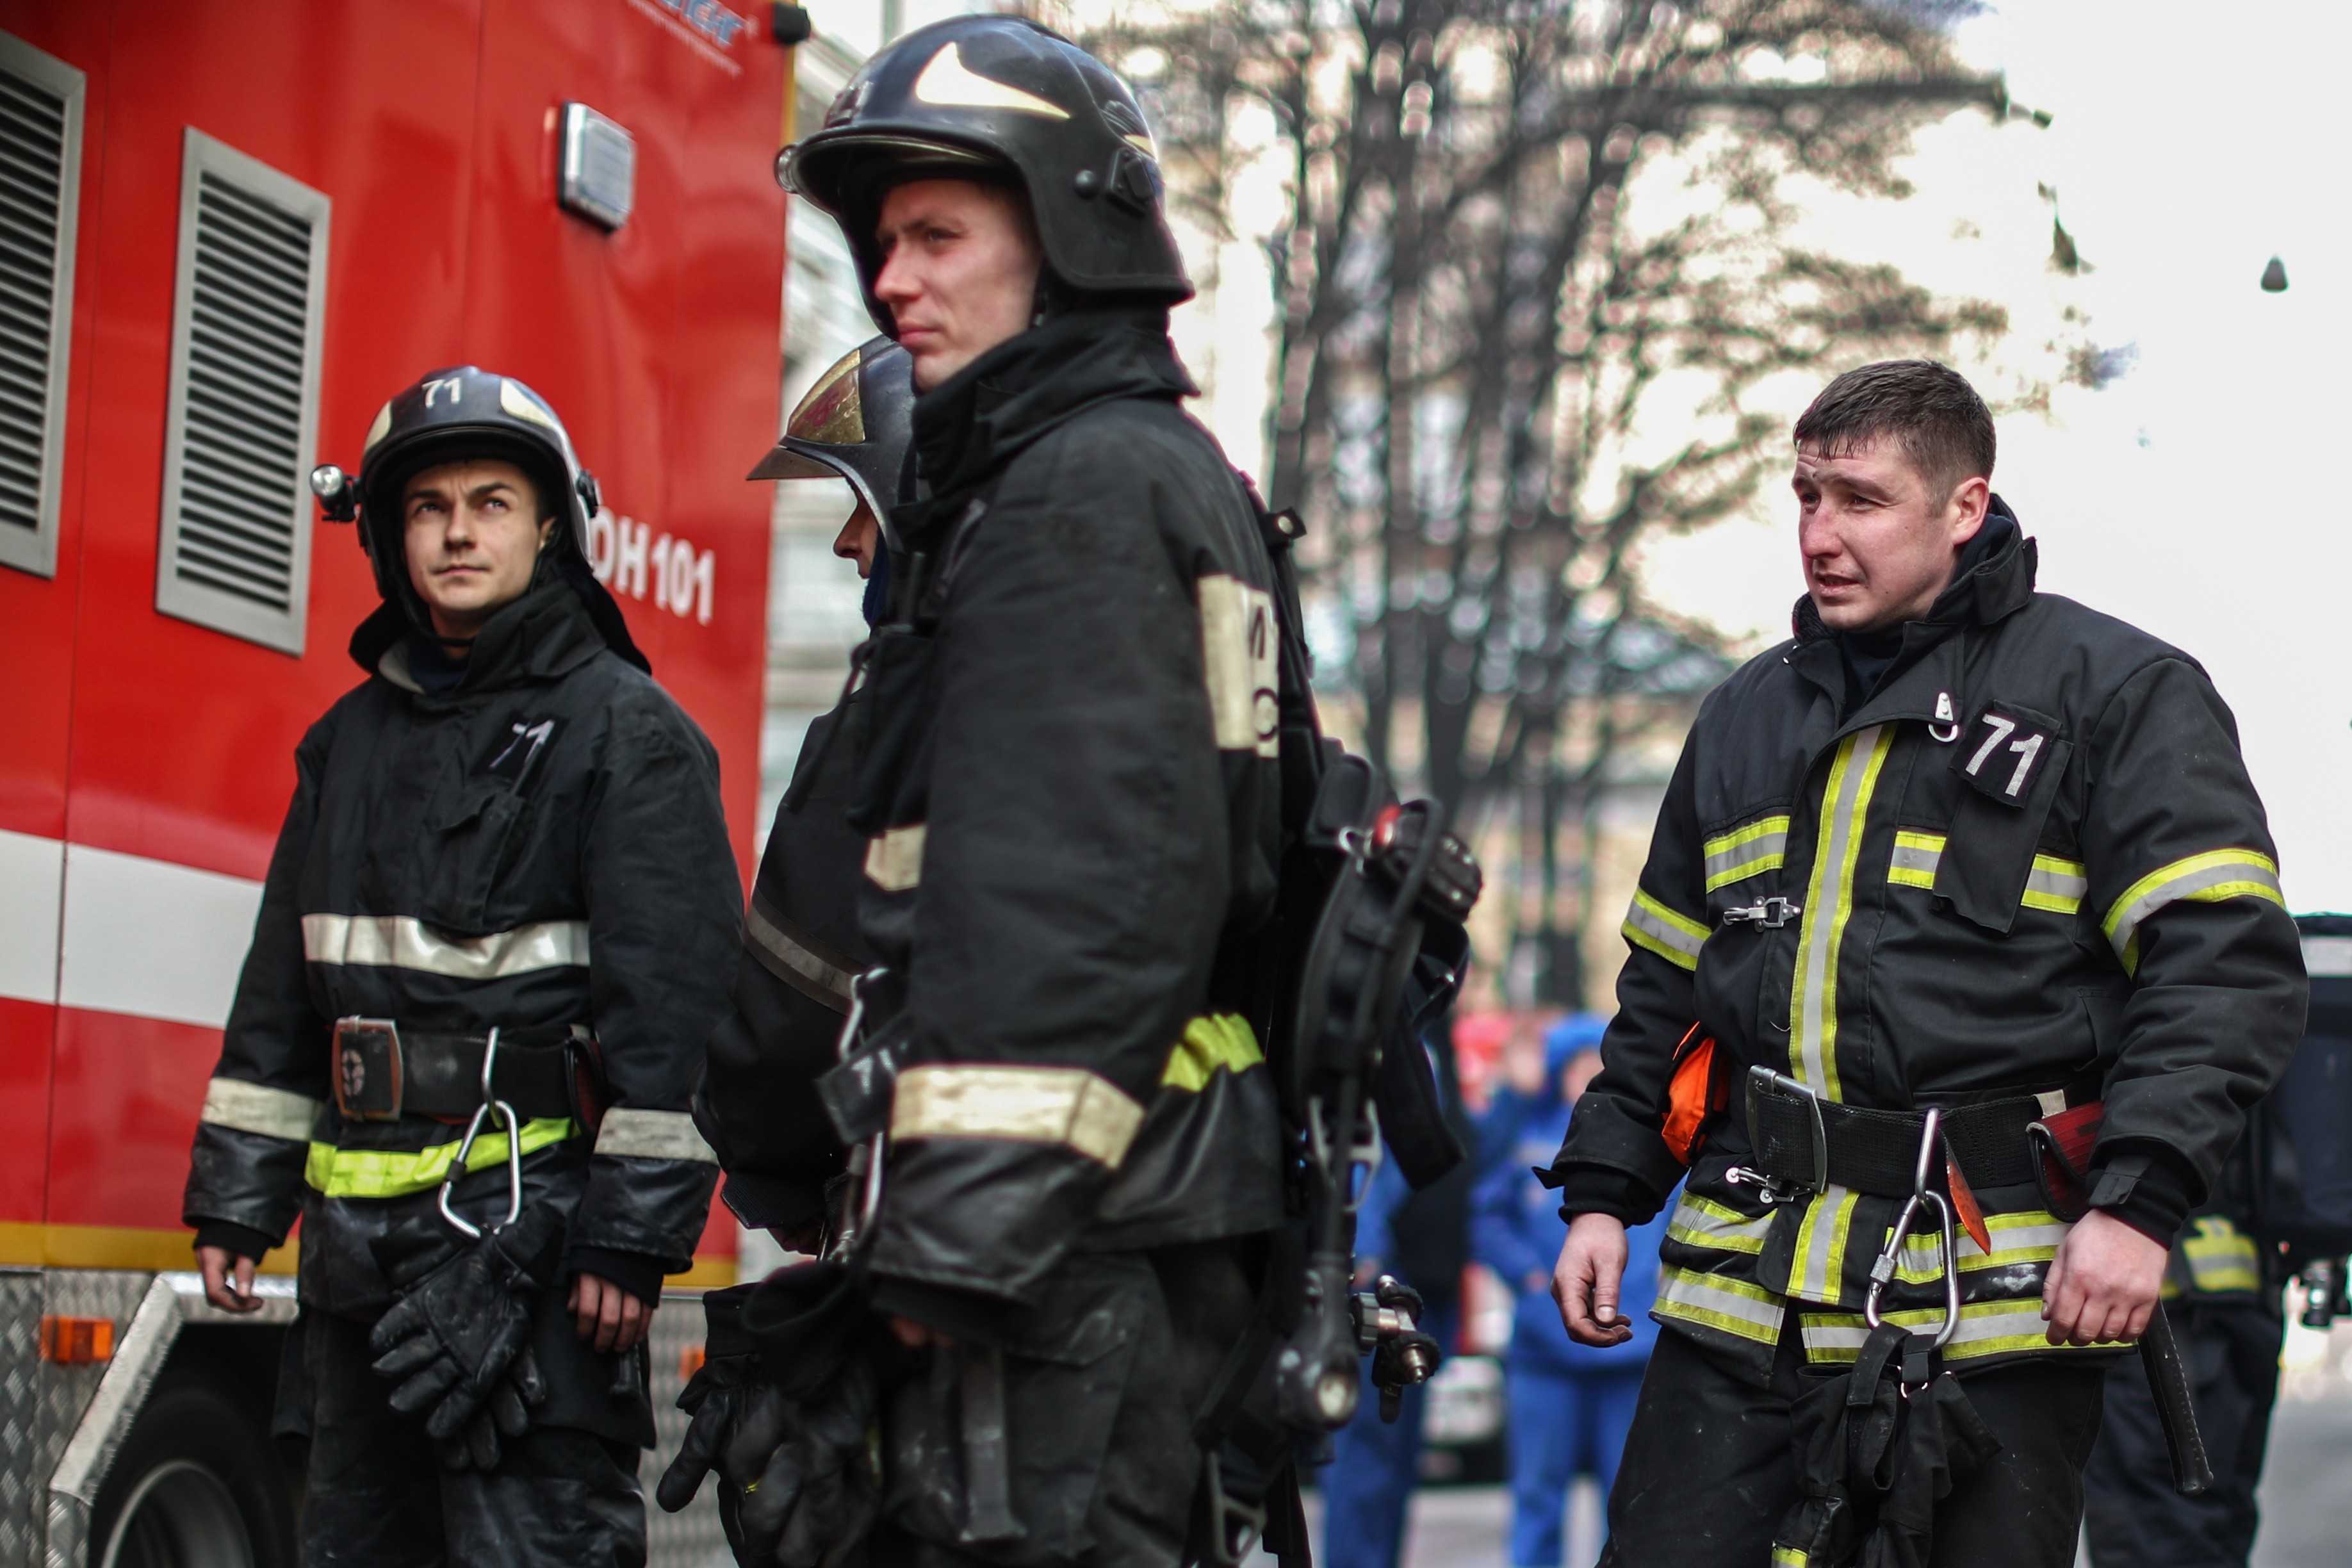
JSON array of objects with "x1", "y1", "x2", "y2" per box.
[
  {"x1": 1885, "y1": 1209, "x2": 2070, "y2": 1283},
  {"x1": 1887, "y1": 829, "x2": 1941, "y2": 890},
  {"x1": 1788, "y1": 726, "x2": 1893, "y2": 1100},
  {"x1": 305, "y1": 1117, "x2": 577, "y2": 1199},
  {"x1": 2182, "y1": 1216, "x2": 2261, "y2": 1294},
  {"x1": 1704, "y1": 815, "x2": 1791, "y2": 892},
  {"x1": 2021, "y1": 854, "x2": 2089, "y2": 915},
  {"x1": 1161, "y1": 1013, "x2": 1263, "y2": 1092},
  {"x1": 1786, "y1": 1183, "x2": 1863, "y2": 1305},
  {"x1": 1655, "y1": 1264, "x2": 1785, "y2": 1345},
  {"x1": 1665, "y1": 1191, "x2": 1772, "y2": 1255},
  {"x1": 1623, "y1": 888, "x2": 1708, "y2": 971},
  {"x1": 1886, "y1": 836, "x2": 2087, "y2": 917},
  {"x1": 1799, "y1": 1298, "x2": 2087, "y2": 1364},
  {"x1": 2103, "y1": 849, "x2": 2285, "y2": 974}
]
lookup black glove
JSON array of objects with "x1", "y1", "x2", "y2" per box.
[
  {"x1": 659, "y1": 1286, "x2": 788, "y2": 1519},
  {"x1": 734, "y1": 1359, "x2": 881, "y2": 1568},
  {"x1": 434, "y1": 1343, "x2": 548, "y2": 1472},
  {"x1": 368, "y1": 1204, "x2": 565, "y2": 1467}
]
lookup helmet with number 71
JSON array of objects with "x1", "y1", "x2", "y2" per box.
[{"x1": 308, "y1": 365, "x2": 647, "y2": 670}]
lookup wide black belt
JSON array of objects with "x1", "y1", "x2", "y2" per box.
[
  {"x1": 1746, "y1": 1070, "x2": 2047, "y2": 1198},
  {"x1": 332, "y1": 1017, "x2": 582, "y2": 1123}
]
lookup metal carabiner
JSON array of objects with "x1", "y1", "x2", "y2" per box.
[
  {"x1": 1863, "y1": 1106, "x2": 1961, "y2": 1352},
  {"x1": 438, "y1": 1027, "x2": 525, "y2": 1240},
  {"x1": 828, "y1": 968, "x2": 890, "y2": 1261}
]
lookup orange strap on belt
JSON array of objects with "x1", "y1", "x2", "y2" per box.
[{"x1": 1662, "y1": 1023, "x2": 1721, "y2": 1165}]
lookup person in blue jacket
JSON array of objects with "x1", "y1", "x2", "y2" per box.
[{"x1": 1474, "y1": 1015, "x2": 1669, "y2": 1567}]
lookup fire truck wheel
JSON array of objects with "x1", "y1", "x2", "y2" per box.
[{"x1": 92, "y1": 1377, "x2": 294, "y2": 1568}]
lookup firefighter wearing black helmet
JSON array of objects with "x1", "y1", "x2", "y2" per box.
[
  {"x1": 689, "y1": 336, "x2": 913, "y2": 1252},
  {"x1": 674, "y1": 18, "x2": 1291, "y2": 1567},
  {"x1": 182, "y1": 366, "x2": 741, "y2": 1568}
]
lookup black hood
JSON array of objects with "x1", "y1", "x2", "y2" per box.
[{"x1": 908, "y1": 306, "x2": 1195, "y2": 516}]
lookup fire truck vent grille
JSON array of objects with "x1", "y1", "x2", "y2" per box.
[
  {"x1": 0, "y1": 35, "x2": 83, "y2": 579},
  {"x1": 156, "y1": 132, "x2": 329, "y2": 653}
]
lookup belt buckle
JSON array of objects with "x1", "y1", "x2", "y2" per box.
[
  {"x1": 331, "y1": 1017, "x2": 405, "y2": 1121},
  {"x1": 1733, "y1": 1066, "x2": 1828, "y2": 1202}
]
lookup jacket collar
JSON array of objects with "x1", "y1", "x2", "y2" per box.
[
  {"x1": 351, "y1": 579, "x2": 608, "y2": 699},
  {"x1": 1786, "y1": 498, "x2": 2035, "y2": 723},
  {"x1": 908, "y1": 306, "x2": 1195, "y2": 523}
]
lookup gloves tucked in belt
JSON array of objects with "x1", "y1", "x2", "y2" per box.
[{"x1": 368, "y1": 1204, "x2": 566, "y2": 1471}]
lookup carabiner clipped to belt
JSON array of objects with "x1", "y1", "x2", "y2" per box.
[
  {"x1": 827, "y1": 968, "x2": 890, "y2": 1261},
  {"x1": 437, "y1": 1025, "x2": 526, "y2": 1239},
  {"x1": 1863, "y1": 1106, "x2": 1961, "y2": 1355}
]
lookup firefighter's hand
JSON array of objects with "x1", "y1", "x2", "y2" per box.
[
  {"x1": 197, "y1": 1246, "x2": 261, "y2": 1313},
  {"x1": 2041, "y1": 1209, "x2": 2168, "y2": 1346},
  {"x1": 570, "y1": 1273, "x2": 652, "y2": 1353},
  {"x1": 888, "y1": 1316, "x2": 954, "y2": 1349},
  {"x1": 1553, "y1": 1213, "x2": 1634, "y2": 1348}
]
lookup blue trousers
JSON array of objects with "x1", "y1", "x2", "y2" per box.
[
  {"x1": 1318, "y1": 1300, "x2": 1458, "y2": 1568},
  {"x1": 1504, "y1": 1359, "x2": 1644, "y2": 1567}
]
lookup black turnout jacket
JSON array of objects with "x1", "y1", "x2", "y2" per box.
[
  {"x1": 183, "y1": 581, "x2": 740, "y2": 1434},
  {"x1": 849, "y1": 308, "x2": 1287, "y2": 1335},
  {"x1": 696, "y1": 689, "x2": 870, "y2": 1236},
  {"x1": 1549, "y1": 506, "x2": 2307, "y2": 1376}
]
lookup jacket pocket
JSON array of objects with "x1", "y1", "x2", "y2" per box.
[
  {"x1": 421, "y1": 782, "x2": 525, "y2": 933},
  {"x1": 1934, "y1": 703, "x2": 2072, "y2": 934}
]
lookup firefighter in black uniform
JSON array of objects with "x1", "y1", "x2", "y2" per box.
[
  {"x1": 1545, "y1": 360, "x2": 2307, "y2": 1565},
  {"x1": 667, "y1": 18, "x2": 1291, "y2": 1567},
  {"x1": 692, "y1": 333, "x2": 913, "y2": 1252},
  {"x1": 183, "y1": 368, "x2": 740, "y2": 1568}
]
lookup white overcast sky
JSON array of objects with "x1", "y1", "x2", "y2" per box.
[{"x1": 1640, "y1": 0, "x2": 2352, "y2": 910}]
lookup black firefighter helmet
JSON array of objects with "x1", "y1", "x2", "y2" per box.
[
  {"x1": 748, "y1": 335, "x2": 915, "y2": 549},
  {"x1": 779, "y1": 15, "x2": 1191, "y2": 333},
  {"x1": 309, "y1": 365, "x2": 648, "y2": 671}
]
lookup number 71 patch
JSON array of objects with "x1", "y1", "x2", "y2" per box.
[{"x1": 1954, "y1": 704, "x2": 2060, "y2": 805}]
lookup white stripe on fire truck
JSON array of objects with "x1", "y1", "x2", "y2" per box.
[{"x1": 56, "y1": 841, "x2": 262, "y2": 1029}]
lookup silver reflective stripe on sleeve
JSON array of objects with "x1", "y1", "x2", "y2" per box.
[
  {"x1": 592, "y1": 1108, "x2": 718, "y2": 1163},
  {"x1": 200, "y1": 1077, "x2": 323, "y2": 1141},
  {"x1": 892, "y1": 1064, "x2": 1145, "y2": 1168},
  {"x1": 864, "y1": 824, "x2": 926, "y2": 892},
  {"x1": 744, "y1": 892, "x2": 856, "y2": 1012},
  {"x1": 301, "y1": 914, "x2": 590, "y2": 979},
  {"x1": 1622, "y1": 888, "x2": 1708, "y2": 971},
  {"x1": 2102, "y1": 849, "x2": 2285, "y2": 973}
]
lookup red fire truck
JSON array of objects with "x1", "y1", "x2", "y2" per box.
[{"x1": 0, "y1": 1, "x2": 790, "y2": 1560}]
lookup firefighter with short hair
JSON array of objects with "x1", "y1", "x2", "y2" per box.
[
  {"x1": 183, "y1": 368, "x2": 740, "y2": 1567},
  {"x1": 1545, "y1": 360, "x2": 2307, "y2": 1565},
  {"x1": 657, "y1": 19, "x2": 1293, "y2": 1567}
]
